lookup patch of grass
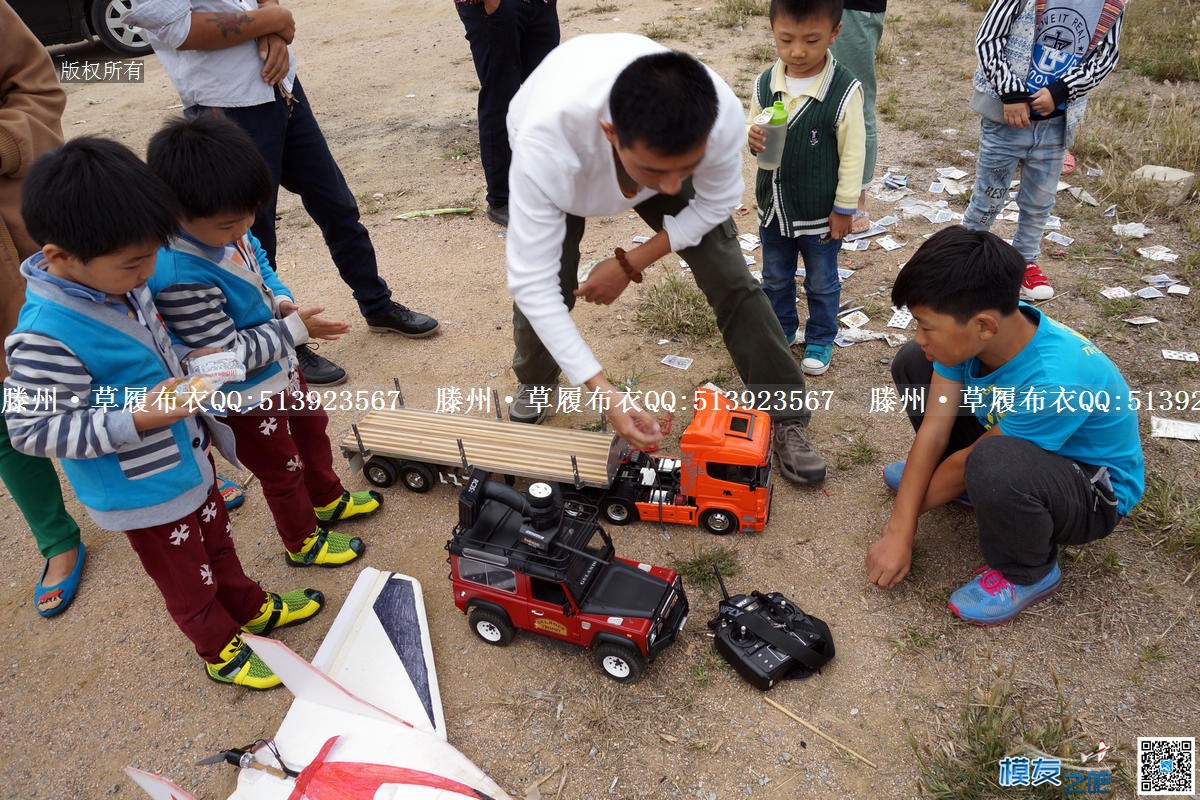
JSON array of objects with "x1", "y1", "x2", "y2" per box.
[
  {"x1": 743, "y1": 41, "x2": 776, "y2": 64},
  {"x1": 1098, "y1": 295, "x2": 1140, "y2": 320},
  {"x1": 635, "y1": 272, "x2": 719, "y2": 342},
  {"x1": 964, "y1": 0, "x2": 990, "y2": 10},
  {"x1": 1129, "y1": 471, "x2": 1200, "y2": 557},
  {"x1": 641, "y1": 19, "x2": 687, "y2": 42},
  {"x1": 877, "y1": 88, "x2": 900, "y2": 121},
  {"x1": 888, "y1": 626, "x2": 935, "y2": 659},
  {"x1": 1139, "y1": 640, "x2": 1171, "y2": 663},
  {"x1": 585, "y1": 0, "x2": 618, "y2": 13},
  {"x1": 689, "y1": 645, "x2": 729, "y2": 685},
  {"x1": 674, "y1": 545, "x2": 741, "y2": 589},
  {"x1": 1120, "y1": 0, "x2": 1200, "y2": 81},
  {"x1": 705, "y1": 0, "x2": 767, "y2": 29},
  {"x1": 837, "y1": 434, "x2": 878, "y2": 470},
  {"x1": 909, "y1": 665, "x2": 1088, "y2": 799}
]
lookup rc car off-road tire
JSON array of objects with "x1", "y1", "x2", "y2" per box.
[
  {"x1": 468, "y1": 607, "x2": 515, "y2": 646},
  {"x1": 601, "y1": 497, "x2": 635, "y2": 525},
  {"x1": 699, "y1": 508, "x2": 739, "y2": 535},
  {"x1": 399, "y1": 461, "x2": 435, "y2": 493},
  {"x1": 593, "y1": 641, "x2": 645, "y2": 683},
  {"x1": 364, "y1": 456, "x2": 398, "y2": 488}
]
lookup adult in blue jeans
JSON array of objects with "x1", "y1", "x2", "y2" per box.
[
  {"x1": 456, "y1": 0, "x2": 559, "y2": 227},
  {"x1": 129, "y1": 0, "x2": 440, "y2": 387}
]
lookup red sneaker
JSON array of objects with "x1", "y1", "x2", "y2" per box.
[{"x1": 1020, "y1": 262, "x2": 1054, "y2": 301}]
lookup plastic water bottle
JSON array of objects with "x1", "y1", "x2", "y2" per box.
[{"x1": 755, "y1": 100, "x2": 788, "y2": 171}]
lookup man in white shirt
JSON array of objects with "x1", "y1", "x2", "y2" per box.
[
  {"x1": 506, "y1": 34, "x2": 825, "y2": 484},
  {"x1": 127, "y1": 0, "x2": 440, "y2": 387}
]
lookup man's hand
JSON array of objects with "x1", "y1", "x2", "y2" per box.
[
  {"x1": 866, "y1": 519, "x2": 915, "y2": 589},
  {"x1": 574, "y1": 258, "x2": 631, "y2": 305},
  {"x1": 483, "y1": 0, "x2": 501, "y2": 13},
  {"x1": 828, "y1": 211, "x2": 852, "y2": 241},
  {"x1": 1002, "y1": 101, "x2": 1031, "y2": 128},
  {"x1": 747, "y1": 124, "x2": 766, "y2": 154},
  {"x1": 1029, "y1": 87, "x2": 1056, "y2": 116},
  {"x1": 607, "y1": 397, "x2": 664, "y2": 450},
  {"x1": 258, "y1": 33, "x2": 290, "y2": 85}
]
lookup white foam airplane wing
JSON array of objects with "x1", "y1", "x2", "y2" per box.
[{"x1": 127, "y1": 569, "x2": 511, "y2": 800}]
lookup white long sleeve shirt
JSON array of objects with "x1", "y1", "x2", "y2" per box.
[{"x1": 505, "y1": 33, "x2": 746, "y2": 386}]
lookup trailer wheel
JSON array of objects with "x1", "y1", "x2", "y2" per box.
[
  {"x1": 601, "y1": 497, "x2": 635, "y2": 525},
  {"x1": 699, "y1": 509, "x2": 739, "y2": 535},
  {"x1": 468, "y1": 607, "x2": 514, "y2": 646},
  {"x1": 593, "y1": 641, "x2": 645, "y2": 683},
  {"x1": 399, "y1": 462, "x2": 435, "y2": 493},
  {"x1": 364, "y1": 456, "x2": 398, "y2": 488}
]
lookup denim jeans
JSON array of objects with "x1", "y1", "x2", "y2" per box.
[
  {"x1": 189, "y1": 80, "x2": 393, "y2": 318},
  {"x1": 457, "y1": 0, "x2": 560, "y2": 208},
  {"x1": 759, "y1": 225, "x2": 841, "y2": 347},
  {"x1": 962, "y1": 115, "x2": 1066, "y2": 263}
]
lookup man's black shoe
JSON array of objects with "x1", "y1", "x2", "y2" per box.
[
  {"x1": 364, "y1": 301, "x2": 440, "y2": 338},
  {"x1": 486, "y1": 203, "x2": 509, "y2": 227},
  {"x1": 295, "y1": 344, "x2": 347, "y2": 387}
]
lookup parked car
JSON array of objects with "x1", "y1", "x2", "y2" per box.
[{"x1": 12, "y1": 0, "x2": 152, "y2": 57}]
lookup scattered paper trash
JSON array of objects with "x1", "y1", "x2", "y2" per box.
[
  {"x1": 928, "y1": 181, "x2": 945, "y2": 194},
  {"x1": 1162, "y1": 349, "x2": 1199, "y2": 362},
  {"x1": 1103, "y1": 204, "x2": 1118, "y2": 217},
  {"x1": 1135, "y1": 286, "x2": 1166, "y2": 299},
  {"x1": 1067, "y1": 186, "x2": 1100, "y2": 206},
  {"x1": 738, "y1": 233, "x2": 760, "y2": 251},
  {"x1": 887, "y1": 307, "x2": 913, "y2": 329},
  {"x1": 1043, "y1": 216, "x2": 1063, "y2": 230},
  {"x1": 1086, "y1": 167, "x2": 1104, "y2": 178},
  {"x1": 842, "y1": 239, "x2": 871, "y2": 251},
  {"x1": 660, "y1": 355, "x2": 693, "y2": 370},
  {"x1": 749, "y1": 269, "x2": 762, "y2": 283},
  {"x1": 1112, "y1": 222, "x2": 1153, "y2": 238},
  {"x1": 958, "y1": 149, "x2": 976, "y2": 159},
  {"x1": 877, "y1": 235, "x2": 906, "y2": 251},
  {"x1": 1122, "y1": 316, "x2": 1159, "y2": 325},
  {"x1": 656, "y1": 339, "x2": 670, "y2": 345},
  {"x1": 1138, "y1": 245, "x2": 1180, "y2": 262},
  {"x1": 1167, "y1": 284, "x2": 1191, "y2": 296},
  {"x1": 876, "y1": 214, "x2": 899, "y2": 227},
  {"x1": 743, "y1": 254, "x2": 756, "y2": 267},
  {"x1": 837, "y1": 267, "x2": 854, "y2": 281},
  {"x1": 1045, "y1": 231, "x2": 1075, "y2": 246},
  {"x1": 923, "y1": 209, "x2": 954, "y2": 224},
  {"x1": 840, "y1": 310, "x2": 870, "y2": 328},
  {"x1": 1100, "y1": 287, "x2": 1132, "y2": 299},
  {"x1": 883, "y1": 172, "x2": 908, "y2": 189},
  {"x1": 936, "y1": 167, "x2": 969, "y2": 180},
  {"x1": 845, "y1": 222, "x2": 888, "y2": 241},
  {"x1": 632, "y1": 235, "x2": 651, "y2": 244},
  {"x1": 1142, "y1": 274, "x2": 1179, "y2": 288},
  {"x1": 941, "y1": 179, "x2": 967, "y2": 196},
  {"x1": 1151, "y1": 416, "x2": 1200, "y2": 441}
]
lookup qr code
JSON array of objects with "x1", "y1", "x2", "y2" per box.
[{"x1": 1138, "y1": 737, "x2": 1195, "y2": 795}]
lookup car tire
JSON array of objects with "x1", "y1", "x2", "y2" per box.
[
  {"x1": 89, "y1": 0, "x2": 153, "y2": 56},
  {"x1": 699, "y1": 508, "x2": 739, "y2": 535},
  {"x1": 593, "y1": 641, "x2": 645, "y2": 683},
  {"x1": 601, "y1": 497, "x2": 635, "y2": 525},
  {"x1": 398, "y1": 461, "x2": 435, "y2": 493},
  {"x1": 468, "y1": 607, "x2": 514, "y2": 646},
  {"x1": 364, "y1": 457, "x2": 398, "y2": 488}
]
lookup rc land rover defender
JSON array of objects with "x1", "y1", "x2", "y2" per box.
[{"x1": 447, "y1": 470, "x2": 689, "y2": 682}]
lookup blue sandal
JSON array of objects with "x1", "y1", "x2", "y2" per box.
[
  {"x1": 217, "y1": 475, "x2": 245, "y2": 510},
  {"x1": 35, "y1": 542, "x2": 86, "y2": 618}
]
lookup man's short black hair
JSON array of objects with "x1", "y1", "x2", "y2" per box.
[
  {"x1": 891, "y1": 226, "x2": 1024, "y2": 323},
  {"x1": 769, "y1": 0, "x2": 844, "y2": 27},
  {"x1": 610, "y1": 51, "x2": 718, "y2": 156},
  {"x1": 146, "y1": 115, "x2": 273, "y2": 219},
  {"x1": 21, "y1": 137, "x2": 179, "y2": 263}
]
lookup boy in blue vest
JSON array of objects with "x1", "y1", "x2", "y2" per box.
[
  {"x1": 748, "y1": 0, "x2": 865, "y2": 377},
  {"x1": 867, "y1": 226, "x2": 1143, "y2": 625},
  {"x1": 962, "y1": 0, "x2": 1126, "y2": 301},
  {"x1": 145, "y1": 116, "x2": 382, "y2": 568},
  {"x1": 4, "y1": 137, "x2": 324, "y2": 689}
]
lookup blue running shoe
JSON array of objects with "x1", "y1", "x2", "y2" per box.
[
  {"x1": 948, "y1": 563, "x2": 1062, "y2": 626},
  {"x1": 882, "y1": 461, "x2": 973, "y2": 509}
]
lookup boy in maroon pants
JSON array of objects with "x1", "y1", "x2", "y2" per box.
[{"x1": 146, "y1": 116, "x2": 382, "y2": 566}]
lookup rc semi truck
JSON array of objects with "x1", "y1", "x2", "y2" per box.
[{"x1": 342, "y1": 387, "x2": 774, "y2": 534}]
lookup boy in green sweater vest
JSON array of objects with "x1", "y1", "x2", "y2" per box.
[{"x1": 748, "y1": 0, "x2": 865, "y2": 376}]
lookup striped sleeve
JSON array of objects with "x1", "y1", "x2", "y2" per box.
[
  {"x1": 153, "y1": 282, "x2": 296, "y2": 373},
  {"x1": 975, "y1": 0, "x2": 1027, "y2": 98},
  {"x1": 1060, "y1": 12, "x2": 1123, "y2": 101},
  {"x1": 3, "y1": 332, "x2": 139, "y2": 459}
]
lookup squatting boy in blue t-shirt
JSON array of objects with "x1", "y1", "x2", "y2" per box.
[{"x1": 866, "y1": 226, "x2": 1143, "y2": 626}]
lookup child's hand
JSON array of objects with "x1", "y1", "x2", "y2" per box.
[
  {"x1": 1002, "y1": 101, "x2": 1031, "y2": 128},
  {"x1": 866, "y1": 520, "x2": 915, "y2": 589},
  {"x1": 828, "y1": 211, "x2": 852, "y2": 241},
  {"x1": 134, "y1": 377, "x2": 201, "y2": 432},
  {"x1": 747, "y1": 124, "x2": 766, "y2": 154},
  {"x1": 278, "y1": 299, "x2": 299, "y2": 316},
  {"x1": 298, "y1": 306, "x2": 351, "y2": 340},
  {"x1": 1029, "y1": 87, "x2": 1056, "y2": 116}
]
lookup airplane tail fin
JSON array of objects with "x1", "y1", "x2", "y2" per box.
[{"x1": 124, "y1": 766, "x2": 199, "y2": 800}]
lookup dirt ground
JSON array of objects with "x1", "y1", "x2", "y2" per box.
[{"x1": 2, "y1": 0, "x2": 1198, "y2": 798}]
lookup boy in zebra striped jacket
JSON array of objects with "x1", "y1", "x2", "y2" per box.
[
  {"x1": 145, "y1": 116, "x2": 383, "y2": 570},
  {"x1": 4, "y1": 137, "x2": 324, "y2": 689}
]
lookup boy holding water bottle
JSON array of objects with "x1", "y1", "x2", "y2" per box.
[{"x1": 748, "y1": 0, "x2": 865, "y2": 376}]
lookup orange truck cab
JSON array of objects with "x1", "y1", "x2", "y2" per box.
[{"x1": 597, "y1": 388, "x2": 773, "y2": 535}]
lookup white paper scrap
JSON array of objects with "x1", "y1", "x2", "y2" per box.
[
  {"x1": 1137, "y1": 245, "x2": 1180, "y2": 262},
  {"x1": 1151, "y1": 416, "x2": 1200, "y2": 441},
  {"x1": 837, "y1": 267, "x2": 854, "y2": 281},
  {"x1": 1162, "y1": 349, "x2": 1199, "y2": 362},
  {"x1": 1167, "y1": 284, "x2": 1191, "y2": 296},
  {"x1": 1099, "y1": 287, "x2": 1132, "y2": 299},
  {"x1": 1122, "y1": 316, "x2": 1159, "y2": 325},
  {"x1": 840, "y1": 310, "x2": 870, "y2": 328},
  {"x1": 936, "y1": 167, "x2": 969, "y2": 180},
  {"x1": 1135, "y1": 286, "x2": 1166, "y2": 299},
  {"x1": 1112, "y1": 223, "x2": 1153, "y2": 238},
  {"x1": 632, "y1": 235, "x2": 651, "y2": 244},
  {"x1": 1045, "y1": 232, "x2": 1075, "y2": 246},
  {"x1": 842, "y1": 238, "x2": 871, "y2": 251},
  {"x1": 887, "y1": 307, "x2": 913, "y2": 329},
  {"x1": 660, "y1": 355, "x2": 693, "y2": 370},
  {"x1": 923, "y1": 210, "x2": 955, "y2": 224},
  {"x1": 877, "y1": 235, "x2": 906, "y2": 251},
  {"x1": 928, "y1": 181, "x2": 945, "y2": 194}
]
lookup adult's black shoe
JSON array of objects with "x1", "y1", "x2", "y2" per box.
[
  {"x1": 295, "y1": 344, "x2": 347, "y2": 387},
  {"x1": 364, "y1": 302, "x2": 440, "y2": 338},
  {"x1": 486, "y1": 203, "x2": 509, "y2": 227}
]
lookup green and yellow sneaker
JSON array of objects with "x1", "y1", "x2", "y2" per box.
[
  {"x1": 242, "y1": 589, "x2": 325, "y2": 635},
  {"x1": 285, "y1": 526, "x2": 365, "y2": 568},
  {"x1": 314, "y1": 490, "x2": 383, "y2": 523},
  {"x1": 204, "y1": 634, "x2": 280, "y2": 690}
]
